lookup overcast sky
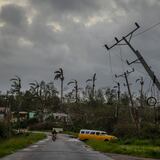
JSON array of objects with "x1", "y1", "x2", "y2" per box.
[{"x1": 0, "y1": 0, "x2": 160, "y2": 94}]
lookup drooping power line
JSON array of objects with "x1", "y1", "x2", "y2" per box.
[{"x1": 108, "y1": 50, "x2": 116, "y2": 83}]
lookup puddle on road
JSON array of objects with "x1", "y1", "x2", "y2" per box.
[{"x1": 67, "y1": 138, "x2": 80, "y2": 142}]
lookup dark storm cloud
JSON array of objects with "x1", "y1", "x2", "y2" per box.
[
  {"x1": 31, "y1": 0, "x2": 100, "y2": 14},
  {"x1": 0, "y1": 0, "x2": 160, "y2": 93},
  {"x1": 0, "y1": 3, "x2": 29, "y2": 58},
  {"x1": 0, "y1": 4, "x2": 27, "y2": 27}
]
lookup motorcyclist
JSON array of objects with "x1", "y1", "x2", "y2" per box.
[{"x1": 52, "y1": 129, "x2": 57, "y2": 140}]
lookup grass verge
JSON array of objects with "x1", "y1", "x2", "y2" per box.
[
  {"x1": 0, "y1": 132, "x2": 46, "y2": 158},
  {"x1": 86, "y1": 139, "x2": 160, "y2": 159}
]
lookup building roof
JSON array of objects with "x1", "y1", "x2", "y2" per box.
[{"x1": 0, "y1": 107, "x2": 10, "y2": 112}]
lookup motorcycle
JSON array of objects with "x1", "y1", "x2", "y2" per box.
[{"x1": 52, "y1": 134, "x2": 56, "y2": 141}]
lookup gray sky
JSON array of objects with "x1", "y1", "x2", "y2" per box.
[{"x1": 0, "y1": 0, "x2": 160, "y2": 94}]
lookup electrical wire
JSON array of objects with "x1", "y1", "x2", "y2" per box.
[
  {"x1": 133, "y1": 21, "x2": 160, "y2": 97},
  {"x1": 133, "y1": 21, "x2": 160, "y2": 38},
  {"x1": 108, "y1": 50, "x2": 117, "y2": 83},
  {"x1": 151, "y1": 82, "x2": 156, "y2": 98},
  {"x1": 105, "y1": 21, "x2": 160, "y2": 93},
  {"x1": 111, "y1": 37, "x2": 151, "y2": 77},
  {"x1": 119, "y1": 46, "x2": 125, "y2": 73},
  {"x1": 146, "y1": 79, "x2": 152, "y2": 97}
]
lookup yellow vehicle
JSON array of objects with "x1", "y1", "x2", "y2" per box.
[{"x1": 78, "y1": 129, "x2": 117, "y2": 141}]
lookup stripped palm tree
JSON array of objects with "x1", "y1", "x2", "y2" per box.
[
  {"x1": 86, "y1": 73, "x2": 96, "y2": 99},
  {"x1": 46, "y1": 82, "x2": 58, "y2": 97},
  {"x1": 29, "y1": 80, "x2": 58, "y2": 121},
  {"x1": 10, "y1": 75, "x2": 22, "y2": 130},
  {"x1": 29, "y1": 80, "x2": 44, "y2": 121},
  {"x1": 10, "y1": 75, "x2": 21, "y2": 94},
  {"x1": 29, "y1": 80, "x2": 40, "y2": 96},
  {"x1": 54, "y1": 68, "x2": 64, "y2": 104},
  {"x1": 67, "y1": 79, "x2": 78, "y2": 103}
]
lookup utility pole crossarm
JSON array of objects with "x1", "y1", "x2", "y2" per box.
[
  {"x1": 105, "y1": 22, "x2": 160, "y2": 91},
  {"x1": 105, "y1": 22, "x2": 140, "y2": 50},
  {"x1": 123, "y1": 37, "x2": 160, "y2": 91}
]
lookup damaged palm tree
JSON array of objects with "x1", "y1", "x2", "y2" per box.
[
  {"x1": 29, "y1": 80, "x2": 57, "y2": 121},
  {"x1": 68, "y1": 79, "x2": 79, "y2": 103},
  {"x1": 54, "y1": 68, "x2": 64, "y2": 104},
  {"x1": 10, "y1": 75, "x2": 22, "y2": 131},
  {"x1": 86, "y1": 73, "x2": 96, "y2": 99}
]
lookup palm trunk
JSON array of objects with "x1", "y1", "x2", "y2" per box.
[
  {"x1": 75, "y1": 85, "x2": 78, "y2": 103},
  {"x1": 61, "y1": 79, "x2": 63, "y2": 104},
  {"x1": 93, "y1": 83, "x2": 95, "y2": 99}
]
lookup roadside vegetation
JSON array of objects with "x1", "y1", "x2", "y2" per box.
[
  {"x1": 86, "y1": 139, "x2": 160, "y2": 159},
  {"x1": 0, "y1": 132, "x2": 46, "y2": 158},
  {"x1": 1, "y1": 70, "x2": 160, "y2": 159}
]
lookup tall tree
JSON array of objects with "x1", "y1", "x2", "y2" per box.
[
  {"x1": 10, "y1": 75, "x2": 22, "y2": 129},
  {"x1": 54, "y1": 68, "x2": 64, "y2": 104},
  {"x1": 10, "y1": 76, "x2": 21, "y2": 95},
  {"x1": 29, "y1": 80, "x2": 58, "y2": 121}
]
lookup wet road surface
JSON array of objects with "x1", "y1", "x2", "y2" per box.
[{"x1": 0, "y1": 134, "x2": 113, "y2": 160}]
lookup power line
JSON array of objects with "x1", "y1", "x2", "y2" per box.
[
  {"x1": 108, "y1": 50, "x2": 115, "y2": 83},
  {"x1": 146, "y1": 79, "x2": 152, "y2": 97},
  {"x1": 110, "y1": 46, "x2": 148, "y2": 77},
  {"x1": 119, "y1": 46, "x2": 124, "y2": 73},
  {"x1": 114, "y1": 50, "x2": 132, "y2": 70},
  {"x1": 133, "y1": 21, "x2": 160, "y2": 38},
  {"x1": 106, "y1": 21, "x2": 160, "y2": 83},
  {"x1": 105, "y1": 22, "x2": 160, "y2": 91},
  {"x1": 105, "y1": 21, "x2": 160, "y2": 51}
]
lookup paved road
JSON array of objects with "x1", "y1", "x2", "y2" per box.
[{"x1": 0, "y1": 134, "x2": 113, "y2": 160}]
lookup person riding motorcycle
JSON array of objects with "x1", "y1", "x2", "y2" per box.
[{"x1": 52, "y1": 129, "x2": 57, "y2": 141}]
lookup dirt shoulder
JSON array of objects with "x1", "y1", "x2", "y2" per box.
[{"x1": 105, "y1": 153, "x2": 159, "y2": 160}]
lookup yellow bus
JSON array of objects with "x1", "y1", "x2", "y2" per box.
[{"x1": 78, "y1": 129, "x2": 117, "y2": 141}]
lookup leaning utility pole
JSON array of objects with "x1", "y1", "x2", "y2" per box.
[
  {"x1": 115, "y1": 69, "x2": 135, "y2": 121},
  {"x1": 116, "y1": 69, "x2": 140, "y2": 131},
  {"x1": 124, "y1": 72, "x2": 134, "y2": 108},
  {"x1": 105, "y1": 22, "x2": 160, "y2": 91}
]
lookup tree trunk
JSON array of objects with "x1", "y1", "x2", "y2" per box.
[
  {"x1": 93, "y1": 83, "x2": 95, "y2": 99},
  {"x1": 75, "y1": 85, "x2": 78, "y2": 103},
  {"x1": 61, "y1": 79, "x2": 63, "y2": 104}
]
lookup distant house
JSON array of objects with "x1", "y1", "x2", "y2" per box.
[
  {"x1": 44, "y1": 112, "x2": 71, "y2": 124},
  {"x1": 29, "y1": 111, "x2": 36, "y2": 119},
  {"x1": 0, "y1": 107, "x2": 10, "y2": 121},
  {"x1": 11, "y1": 111, "x2": 38, "y2": 123},
  {"x1": 11, "y1": 111, "x2": 28, "y2": 122},
  {"x1": 53, "y1": 113, "x2": 69, "y2": 123}
]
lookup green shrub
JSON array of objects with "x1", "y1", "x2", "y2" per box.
[
  {"x1": 140, "y1": 123, "x2": 160, "y2": 139},
  {"x1": 0, "y1": 122, "x2": 11, "y2": 139},
  {"x1": 113, "y1": 122, "x2": 137, "y2": 138},
  {"x1": 27, "y1": 118, "x2": 39, "y2": 125}
]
